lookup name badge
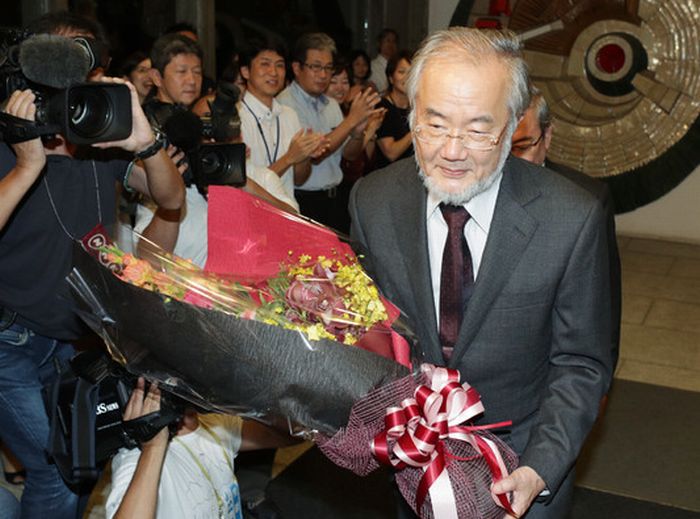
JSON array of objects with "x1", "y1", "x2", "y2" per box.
[{"x1": 221, "y1": 479, "x2": 243, "y2": 519}]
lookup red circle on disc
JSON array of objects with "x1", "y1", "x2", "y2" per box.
[{"x1": 596, "y1": 43, "x2": 626, "y2": 74}]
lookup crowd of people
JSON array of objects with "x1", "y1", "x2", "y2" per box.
[{"x1": 0, "y1": 9, "x2": 620, "y2": 519}]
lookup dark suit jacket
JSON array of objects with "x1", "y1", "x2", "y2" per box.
[
  {"x1": 349, "y1": 155, "x2": 615, "y2": 498},
  {"x1": 545, "y1": 159, "x2": 622, "y2": 372}
]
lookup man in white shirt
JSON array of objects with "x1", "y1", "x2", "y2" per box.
[
  {"x1": 238, "y1": 38, "x2": 328, "y2": 203},
  {"x1": 106, "y1": 378, "x2": 292, "y2": 519},
  {"x1": 277, "y1": 32, "x2": 381, "y2": 229},
  {"x1": 369, "y1": 28, "x2": 399, "y2": 95}
]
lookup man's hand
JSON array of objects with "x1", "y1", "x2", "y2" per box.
[
  {"x1": 347, "y1": 87, "x2": 382, "y2": 128},
  {"x1": 4, "y1": 90, "x2": 46, "y2": 174},
  {"x1": 91, "y1": 77, "x2": 156, "y2": 153},
  {"x1": 123, "y1": 377, "x2": 169, "y2": 451},
  {"x1": 285, "y1": 128, "x2": 327, "y2": 164},
  {"x1": 493, "y1": 466, "x2": 547, "y2": 518},
  {"x1": 166, "y1": 144, "x2": 188, "y2": 176}
]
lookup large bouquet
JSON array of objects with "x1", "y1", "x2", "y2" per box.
[{"x1": 69, "y1": 187, "x2": 516, "y2": 518}]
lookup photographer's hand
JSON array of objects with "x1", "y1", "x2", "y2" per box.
[
  {"x1": 113, "y1": 377, "x2": 168, "y2": 519},
  {"x1": 0, "y1": 90, "x2": 47, "y2": 231},
  {"x1": 90, "y1": 77, "x2": 155, "y2": 153},
  {"x1": 93, "y1": 77, "x2": 184, "y2": 213},
  {"x1": 123, "y1": 377, "x2": 169, "y2": 449}
]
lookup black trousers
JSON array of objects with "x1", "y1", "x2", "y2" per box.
[{"x1": 295, "y1": 184, "x2": 351, "y2": 235}]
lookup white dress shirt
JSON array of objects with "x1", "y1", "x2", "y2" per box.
[
  {"x1": 239, "y1": 90, "x2": 303, "y2": 201},
  {"x1": 426, "y1": 172, "x2": 503, "y2": 323}
]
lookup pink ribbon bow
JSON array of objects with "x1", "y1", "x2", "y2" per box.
[{"x1": 371, "y1": 364, "x2": 515, "y2": 518}]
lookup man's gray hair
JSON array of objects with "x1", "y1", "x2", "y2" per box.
[
  {"x1": 406, "y1": 28, "x2": 530, "y2": 131},
  {"x1": 529, "y1": 85, "x2": 552, "y2": 131},
  {"x1": 292, "y1": 32, "x2": 337, "y2": 64}
]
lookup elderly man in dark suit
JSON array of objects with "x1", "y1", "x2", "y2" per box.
[{"x1": 349, "y1": 28, "x2": 615, "y2": 518}]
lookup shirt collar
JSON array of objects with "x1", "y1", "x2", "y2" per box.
[
  {"x1": 291, "y1": 80, "x2": 329, "y2": 110},
  {"x1": 242, "y1": 90, "x2": 282, "y2": 119},
  {"x1": 425, "y1": 170, "x2": 504, "y2": 235}
]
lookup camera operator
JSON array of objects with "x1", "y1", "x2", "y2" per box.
[
  {"x1": 0, "y1": 12, "x2": 184, "y2": 519},
  {"x1": 135, "y1": 86, "x2": 298, "y2": 267},
  {"x1": 106, "y1": 378, "x2": 294, "y2": 519},
  {"x1": 134, "y1": 32, "x2": 297, "y2": 267},
  {"x1": 143, "y1": 33, "x2": 203, "y2": 120}
]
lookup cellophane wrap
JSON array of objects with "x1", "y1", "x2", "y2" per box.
[
  {"x1": 68, "y1": 187, "x2": 415, "y2": 434},
  {"x1": 68, "y1": 188, "x2": 517, "y2": 518}
]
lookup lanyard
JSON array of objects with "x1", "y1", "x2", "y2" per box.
[
  {"x1": 242, "y1": 99, "x2": 280, "y2": 166},
  {"x1": 174, "y1": 421, "x2": 236, "y2": 519}
]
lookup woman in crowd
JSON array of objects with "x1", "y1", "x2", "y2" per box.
[
  {"x1": 325, "y1": 60, "x2": 385, "y2": 232},
  {"x1": 120, "y1": 51, "x2": 154, "y2": 105},
  {"x1": 347, "y1": 50, "x2": 375, "y2": 104},
  {"x1": 374, "y1": 50, "x2": 413, "y2": 170}
]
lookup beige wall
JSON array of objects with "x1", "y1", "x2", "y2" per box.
[{"x1": 615, "y1": 165, "x2": 700, "y2": 245}]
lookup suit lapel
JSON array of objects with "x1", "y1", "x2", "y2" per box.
[
  {"x1": 449, "y1": 159, "x2": 540, "y2": 368},
  {"x1": 390, "y1": 172, "x2": 443, "y2": 363}
]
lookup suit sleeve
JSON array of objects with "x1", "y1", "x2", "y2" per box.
[
  {"x1": 519, "y1": 196, "x2": 614, "y2": 496},
  {"x1": 348, "y1": 178, "x2": 377, "y2": 279}
]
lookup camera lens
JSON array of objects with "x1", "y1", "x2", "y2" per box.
[
  {"x1": 67, "y1": 86, "x2": 113, "y2": 138},
  {"x1": 200, "y1": 149, "x2": 227, "y2": 177}
]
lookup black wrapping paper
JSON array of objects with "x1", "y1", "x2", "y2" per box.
[{"x1": 68, "y1": 245, "x2": 411, "y2": 434}]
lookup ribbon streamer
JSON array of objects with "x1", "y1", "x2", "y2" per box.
[{"x1": 371, "y1": 364, "x2": 515, "y2": 518}]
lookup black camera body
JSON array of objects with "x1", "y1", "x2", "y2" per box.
[
  {"x1": 45, "y1": 350, "x2": 184, "y2": 485},
  {"x1": 0, "y1": 30, "x2": 132, "y2": 144},
  {"x1": 145, "y1": 93, "x2": 247, "y2": 193}
]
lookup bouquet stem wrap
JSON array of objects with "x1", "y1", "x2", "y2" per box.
[{"x1": 317, "y1": 365, "x2": 518, "y2": 519}]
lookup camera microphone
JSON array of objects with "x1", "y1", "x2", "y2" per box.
[{"x1": 18, "y1": 34, "x2": 91, "y2": 89}]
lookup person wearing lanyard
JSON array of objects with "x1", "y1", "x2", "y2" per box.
[
  {"x1": 277, "y1": 32, "x2": 382, "y2": 230},
  {"x1": 238, "y1": 38, "x2": 328, "y2": 204},
  {"x1": 106, "y1": 378, "x2": 295, "y2": 519}
]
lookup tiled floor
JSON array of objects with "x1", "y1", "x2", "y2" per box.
[
  {"x1": 615, "y1": 236, "x2": 700, "y2": 392},
  {"x1": 2, "y1": 235, "x2": 699, "y2": 516}
]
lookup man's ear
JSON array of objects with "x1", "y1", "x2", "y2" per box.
[
  {"x1": 543, "y1": 123, "x2": 554, "y2": 152},
  {"x1": 240, "y1": 66, "x2": 250, "y2": 81},
  {"x1": 150, "y1": 68, "x2": 163, "y2": 88},
  {"x1": 291, "y1": 61, "x2": 302, "y2": 79}
]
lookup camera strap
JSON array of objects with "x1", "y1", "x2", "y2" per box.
[
  {"x1": 241, "y1": 99, "x2": 279, "y2": 166},
  {"x1": 0, "y1": 112, "x2": 60, "y2": 143},
  {"x1": 71, "y1": 378, "x2": 100, "y2": 480}
]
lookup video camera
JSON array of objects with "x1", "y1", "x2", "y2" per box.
[
  {"x1": 0, "y1": 29, "x2": 132, "y2": 144},
  {"x1": 145, "y1": 82, "x2": 246, "y2": 194},
  {"x1": 45, "y1": 350, "x2": 185, "y2": 485}
]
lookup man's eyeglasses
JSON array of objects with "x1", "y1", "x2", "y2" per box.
[
  {"x1": 510, "y1": 132, "x2": 545, "y2": 154},
  {"x1": 303, "y1": 62, "x2": 334, "y2": 74},
  {"x1": 413, "y1": 123, "x2": 508, "y2": 152}
]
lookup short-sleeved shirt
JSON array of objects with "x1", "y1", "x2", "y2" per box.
[
  {"x1": 276, "y1": 81, "x2": 344, "y2": 191},
  {"x1": 239, "y1": 90, "x2": 303, "y2": 201},
  {"x1": 374, "y1": 97, "x2": 413, "y2": 170},
  {"x1": 0, "y1": 144, "x2": 127, "y2": 340},
  {"x1": 106, "y1": 414, "x2": 243, "y2": 519}
]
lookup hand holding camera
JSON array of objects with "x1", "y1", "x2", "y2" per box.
[
  {"x1": 3, "y1": 89, "x2": 45, "y2": 174},
  {"x1": 90, "y1": 77, "x2": 155, "y2": 154},
  {"x1": 123, "y1": 377, "x2": 169, "y2": 451}
]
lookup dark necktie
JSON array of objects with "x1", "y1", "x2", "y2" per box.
[{"x1": 439, "y1": 204, "x2": 474, "y2": 362}]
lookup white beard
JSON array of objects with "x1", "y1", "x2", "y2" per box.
[{"x1": 417, "y1": 142, "x2": 510, "y2": 205}]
